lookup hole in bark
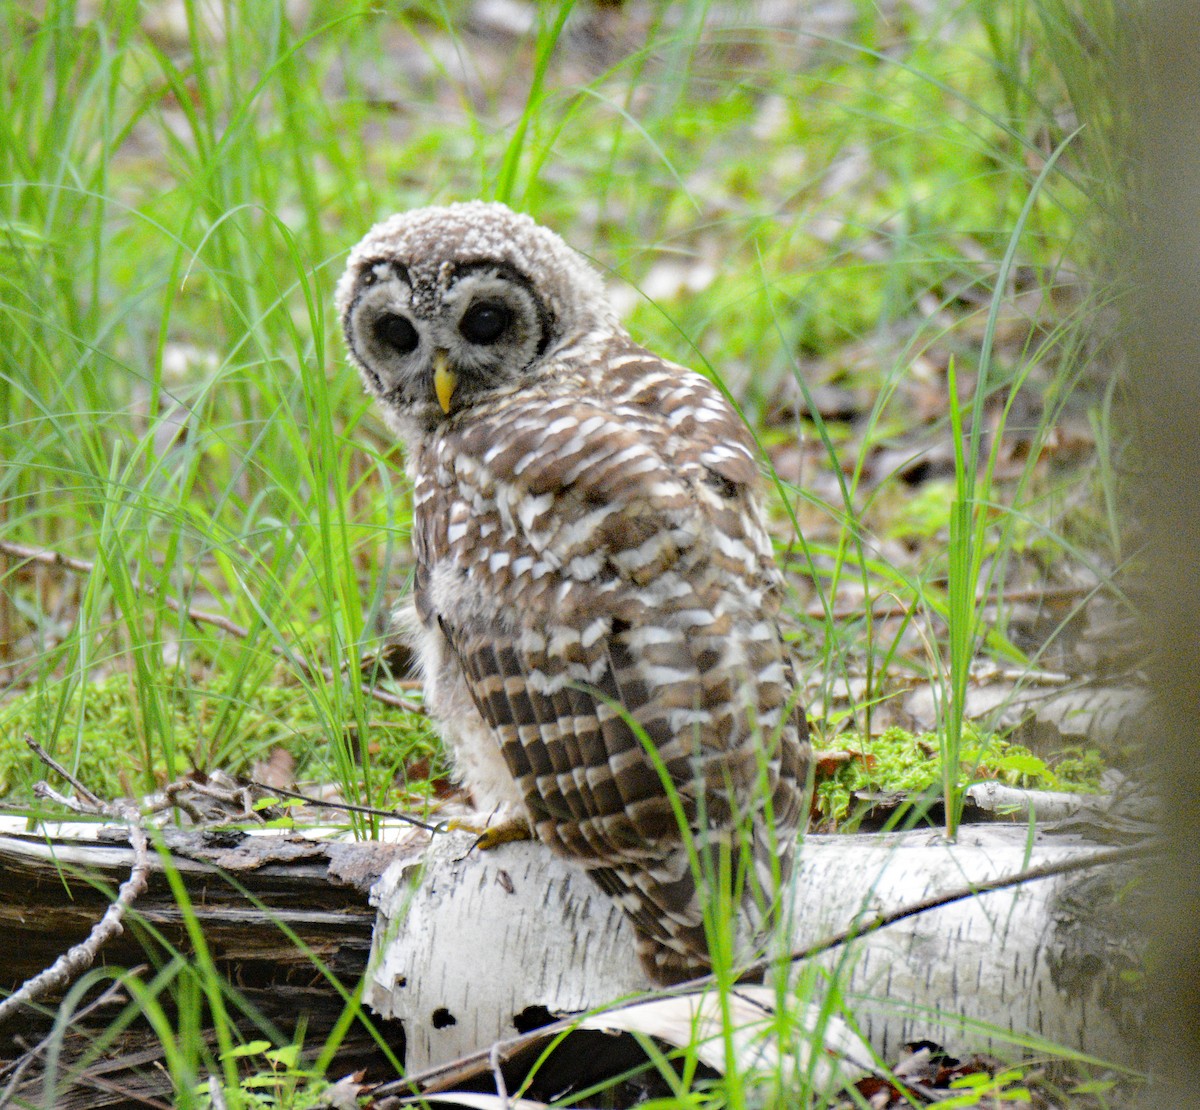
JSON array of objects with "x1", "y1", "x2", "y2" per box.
[
  {"x1": 395, "y1": 976, "x2": 407, "y2": 989},
  {"x1": 431, "y1": 1007, "x2": 457, "y2": 1029},
  {"x1": 512, "y1": 1004, "x2": 555, "y2": 1034}
]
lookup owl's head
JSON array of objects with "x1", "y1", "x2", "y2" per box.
[{"x1": 336, "y1": 201, "x2": 617, "y2": 431}]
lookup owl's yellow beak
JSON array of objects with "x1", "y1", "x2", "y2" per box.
[{"x1": 432, "y1": 350, "x2": 457, "y2": 414}]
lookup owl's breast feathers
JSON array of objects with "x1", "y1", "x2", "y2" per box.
[{"x1": 408, "y1": 348, "x2": 807, "y2": 871}]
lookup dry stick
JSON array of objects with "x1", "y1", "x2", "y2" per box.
[
  {"x1": 0, "y1": 973, "x2": 145, "y2": 1109},
  {"x1": 743, "y1": 840, "x2": 1152, "y2": 984},
  {"x1": 0, "y1": 739, "x2": 152, "y2": 1028},
  {"x1": 0, "y1": 539, "x2": 422, "y2": 712},
  {"x1": 489, "y1": 1041, "x2": 511, "y2": 1109},
  {"x1": 378, "y1": 841, "x2": 1154, "y2": 1098},
  {"x1": 205, "y1": 1077, "x2": 230, "y2": 1110},
  {"x1": 21, "y1": 739, "x2": 103, "y2": 809},
  {"x1": 57, "y1": 1069, "x2": 175, "y2": 1110}
]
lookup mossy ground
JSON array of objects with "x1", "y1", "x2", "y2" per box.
[
  {"x1": 1, "y1": 671, "x2": 1105, "y2": 835},
  {"x1": 813, "y1": 724, "x2": 1105, "y2": 824},
  {"x1": 0, "y1": 673, "x2": 440, "y2": 808}
]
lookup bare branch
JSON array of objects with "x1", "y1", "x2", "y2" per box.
[
  {"x1": 802, "y1": 583, "x2": 1095, "y2": 621},
  {"x1": 24, "y1": 736, "x2": 102, "y2": 807},
  {"x1": 0, "y1": 750, "x2": 151, "y2": 1027},
  {"x1": 0, "y1": 975, "x2": 141, "y2": 1109},
  {"x1": 247, "y1": 780, "x2": 444, "y2": 834}
]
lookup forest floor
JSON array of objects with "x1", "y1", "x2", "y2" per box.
[{"x1": 0, "y1": 1, "x2": 1143, "y2": 1107}]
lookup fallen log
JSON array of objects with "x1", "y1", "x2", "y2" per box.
[
  {"x1": 0, "y1": 814, "x2": 1147, "y2": 1103},
  {"x1": 0, "y1": 819, "x2": 416, "y2": 1107},
  {"x1": 0, "y1": 821, "x2": 416, "y2": 1011},
  {"x1": 366, "y1": 824, "x2": 1148, "y2": 1073}
]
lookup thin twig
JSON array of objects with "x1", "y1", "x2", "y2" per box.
[
  {"x1": 58, "y1": 1069, "x2": 174, "y2": 1110},
  {"x1": 0, "y1": 740, "x2": 152, "y2": 1027},
  {"x1": 0, "y1": 748, "x2": 153, "y2": 1027},
  {"x1": 247, "y1": 780, "x2": 444, "y2": 834},
  {"x1": 23, "y1": 737, "x2": 102, "y2": 807},
  {"x1": 489, "y1": 1041, "x2": 510, "y2": 1109},
  {"x1": 0, "y1": 539, "x2": 423, "y2": 712},
  {"x1": 0, "y1": 974, "x2": 142, "y2": 1109},
  {"x1": 0, "y1": 539, "x2": 249, "y2": 636},
  {"x1": 205, "y1": 1077, "x2": 229, "y2": 1110},
  {"x1": 31, "y1": 783, "x2": 95, "y2": 813},
  {"x1": 751, "y1": 841, "x2": 1153, "y2": 982},
  {"x1": 158, "y1": 774, "x2": 262, "y2": 824}
]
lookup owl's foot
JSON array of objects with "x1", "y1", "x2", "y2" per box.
[{"x1": 448, "y1": 815, "x2": 533, "y2": 851}]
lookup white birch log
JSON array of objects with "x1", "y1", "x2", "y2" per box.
[{"x1": 365, "y1": 825, "x2": 1144, "y2": 1073}]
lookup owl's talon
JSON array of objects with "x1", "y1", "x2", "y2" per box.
[{"x1": 448, "y1": 816, "x2": 533, "y2": 851}]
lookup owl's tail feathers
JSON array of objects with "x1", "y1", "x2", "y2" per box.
[
  {"x1": 589, "y1": 863, "x2": 709, "y2": 984},
  {"x1": 634, "y1": 931, "x2": 713, "y2": 986},
  {"x1": 590, "y1": 840, "x2": 794, "y2": 987}
]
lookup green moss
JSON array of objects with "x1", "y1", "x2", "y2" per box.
[
  {"x1": 813, "y1": 725, "x2": 1105, "y2": 824},
  {"x1": 0, "y1": 673, "x2": 439, "y2": 803}
]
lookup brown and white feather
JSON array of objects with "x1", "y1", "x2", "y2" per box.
[{"x1": 338, "y1": 202, "x2": 809, "y2": 983}]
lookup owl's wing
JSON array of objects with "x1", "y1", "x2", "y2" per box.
[{"x1": 431, "y1": 383, "x2": 805, "y2": 872}]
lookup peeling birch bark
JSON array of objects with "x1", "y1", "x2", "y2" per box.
[{"x1": 366, "y1": 826, "x2": 1145, "y2": 1072}]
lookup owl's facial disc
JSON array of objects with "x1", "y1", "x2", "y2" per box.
[
  {"x1": 434, "y1": 267, "x2": 548, "y2": 405},
  {"x1": 342, "y1": 262, "x2": 429, "y2": 412},
  {"x1": 345, "y1": 260, "x2": 552, "y2": 420}
]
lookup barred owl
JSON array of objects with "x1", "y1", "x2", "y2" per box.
[{"x1": 337, "y1": 202, "x2": 809, "y2": 984}]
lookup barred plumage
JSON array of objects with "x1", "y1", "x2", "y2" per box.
[{"x1": 337, "y1": 201, "x2": 809, "y2": 983}]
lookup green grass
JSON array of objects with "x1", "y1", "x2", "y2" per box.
[
  {"x1": 0, "y1": 670, "x2": 440, "y2": 801},
  {"x1": 0, "y1": 0, "x2": 1126, "y2": 1104}
]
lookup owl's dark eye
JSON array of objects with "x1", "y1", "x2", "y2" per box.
[
  {"x1": 459, "y1": 301, "x2": 511, "y2": 346},
  {"x1": 374, "y1": 312, "x2": 419, "y2": 356}
]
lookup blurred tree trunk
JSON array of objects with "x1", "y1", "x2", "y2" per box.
[{"x1": 1122, "y1": 1, "x2": 1200, "y2": 1101}]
